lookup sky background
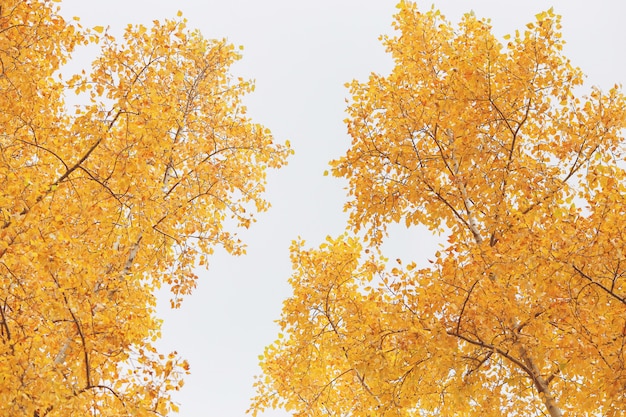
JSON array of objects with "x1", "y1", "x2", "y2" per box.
[{"x1": 58, "y1": 1, "x2": 626, "y2": 416}]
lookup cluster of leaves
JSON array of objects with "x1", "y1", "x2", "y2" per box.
[
  {"x1": 0, "y1": 0, "x2": 290, "y2": 415},
  {"x1": 252, "y1": 3, "x2": 626, "y2": 417}
]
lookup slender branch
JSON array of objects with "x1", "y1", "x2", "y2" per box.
[
  {"x1": 429, "y1": 124, "x2": 456, "y2": 179},
  {"x1": 76, "y1": 384, "x2": 126, "y2": 408},
  {"x1": 447, "y1": 330, "x2": 533, "y2": 377},
  {"x1": 66, "y1": 301, "x2": 91, "y2": 388},
  {"x1": 448, "y1": 328, "x2": 563, "y2": 417},
  {"x1": 14, "y1": 110, "x2": 123, "y2": 222},
  {"x1": 52, "y1": 137, "x2": 103, "y2": 188},
  {"x1": 456, "y1": 278, "x2": 480, "y2": 334},
  {"x1": 321, "y1": 283, "x2": 382, "y2": 406},
  {"x1": 53, "y1": 273, "x2": 92, "y2": 388},
  {"x1": 572, "y1": 264, "x2": 626, "y2": 305},
  {"x1": 423, "y1": 181, "x2": 471, "y2": 232},
  {"x1": 15, "y1": 132, "x2": 69, "y2": 172}
]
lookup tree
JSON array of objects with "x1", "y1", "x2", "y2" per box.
[
  {"x1": 252, "y1": 3, "x2": 626, "y2": 417},
  {"x1": 0, "y1": 1, "x2": 291, "y2": 415}
]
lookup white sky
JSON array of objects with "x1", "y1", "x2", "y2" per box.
[{"x1": 58, "y1": 1, "x2": 625, "y2": 416}]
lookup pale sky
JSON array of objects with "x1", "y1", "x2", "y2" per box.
[{"x1": 58, "y1": 1, "x2": 625, "y2": 416}]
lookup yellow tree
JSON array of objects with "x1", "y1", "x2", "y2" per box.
[
  {"x1": 252, "y1": 3, "x2": 626, "y2": 417},
  {"x1": 0, "y1": 1, "x2": 290, "y2": 415}
]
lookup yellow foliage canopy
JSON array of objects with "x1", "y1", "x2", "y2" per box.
[
  {"x1": 252, "y1": 4, "x2": 626, "y2": 417},
  {"x1": 0, "y1": 1, "x2": 290, "y2": 415}
]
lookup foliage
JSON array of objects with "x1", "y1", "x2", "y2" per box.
[
  {"x1": 252, "y1": 3, "x2": 626, "y2": 417},
  {"x1": 0, "y1": 1, "x2": 290, "y2": 415}
]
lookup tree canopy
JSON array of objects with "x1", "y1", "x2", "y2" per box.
[
  {"x1": 0, "y1": 1, "x2": 290, "y2": 415},
  {"x1": 252, "y1": 3, "x2": 626, "y2": 417}
]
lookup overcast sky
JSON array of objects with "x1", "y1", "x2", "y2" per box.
[{"x1": 58, "y1": 1, "x2": 625, "y2": 416}]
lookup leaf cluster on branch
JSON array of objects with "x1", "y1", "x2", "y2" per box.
[
  {"x1": 252, "y1": 3, "x2": 626, "y2": 417},
  {"x1": 0, "y1": 1, "x2": 291, "y2": 415}
]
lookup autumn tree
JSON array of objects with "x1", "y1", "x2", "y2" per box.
[
  {"x1": 252, "y1": 3, "x2": 626, "y2": 417},
  {"x1": 0, "y1": 1, "x2": 290, "y2": 415}
]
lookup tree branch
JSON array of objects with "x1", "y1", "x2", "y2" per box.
[
  {"x1": 572, "y1": 264, "x2": 626, "y2": 305},
  {"x1": 448, "y1": 328, "x2": 564, "y2": 417}
]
